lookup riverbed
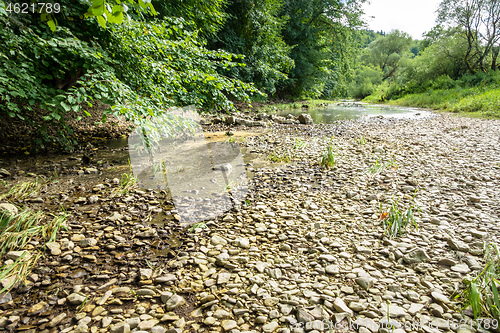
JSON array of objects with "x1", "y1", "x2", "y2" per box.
[{"x1": 0, "y1": 109, "x2": 499, "y2": 333}]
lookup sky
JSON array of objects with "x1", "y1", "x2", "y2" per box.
[{"x1": 361, "y1": 0, "x2": 440, "y2": 39}]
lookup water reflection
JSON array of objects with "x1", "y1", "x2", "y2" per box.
[
  {"x1": 128, "y1": 106, "x2": 248, "y2": 226},
  {"x1": 278, "y1": 103, "x2": 432, "y2": 123}
]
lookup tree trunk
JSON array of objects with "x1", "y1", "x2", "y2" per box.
[{"x1": 492, "y1": 46, "x2": 500, "y2": 71}]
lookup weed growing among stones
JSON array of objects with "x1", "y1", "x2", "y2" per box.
[
  {"x1": 459, "y1": 243, "x2": 500, "y2": 322},
  {"x1": 380, "y1": 194, "x2": 419, "y2": 238}
]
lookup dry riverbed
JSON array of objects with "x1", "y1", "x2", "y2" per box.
[{"x1": 0, "y1": 113, "x2": 499, "y2": 333}]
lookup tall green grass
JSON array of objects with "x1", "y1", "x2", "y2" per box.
[
  {"x1": 384, "y1": 86, "x2": 500, "y2": 119},
  {"x1": 380, "y1": 195, "x2": 419, "y2": 238},
  {"x1": 459, "y1": 243, "x2": 500, "y2": 322},
  {"x1": 320, "y1": 138, "x2": 337, "y2": 168},
  {"x1": 0, "y1": 206, "x2": 68, "y2": 293}
]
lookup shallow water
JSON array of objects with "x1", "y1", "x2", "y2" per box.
[{"x1": 278, "y1": 103, "x2": 433, "y2": 123}]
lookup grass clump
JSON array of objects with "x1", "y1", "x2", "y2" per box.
[
  {"x1": 380, "y1": 195, "x2": 419, "y2": 238},
  {"x1": 268, "y1": 152, "x2": 291, "y2": 163},
  {"x1": 320, "y1": 138, "x2": 336, "y2": 168},
  {"x1": 458, "y1": 243, "x2": 500, "y2": 322},
  {"x1": 0, "y1": 177, "x2": 46, "y2": 201},
  {"x1": 293, "y1": 138, "x2": 308, "y2": 150},
  {"x1": 356, "y1": 136, "x2": 366, "y2": 145},
  {"x1": 110, "y1": 173, "x2": 138, "y2": 198},
  {"x1": 0, "y1": 206, "x2": 69, "y2": 292},
  {"x1": 366, "y1": 156, "x2": 397, "y2": 175}
]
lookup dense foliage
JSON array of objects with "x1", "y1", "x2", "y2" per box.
[
  {"x1": 348, "y1": 0, "x2": 500, "y2": 118},
  {"x1": 0, "y1": 0, "x2": 366, "y2": 150}
]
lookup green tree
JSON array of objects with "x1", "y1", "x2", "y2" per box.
[
  {"x1": 278, "y1": 0, "x2": 365, "y2": 97},
  {"x1": 0, "y1": 0, "x2": 261, "y2": 150},
  {"x1": 208, "y1": 0, "x2": 294, "y2": 95},
  {"x1": 362, "y1": 30, "x2": 413, "y2": 81},
  {"x1": 153, "y1": 0, "x2": 227, "y2": 40},
  {"x1": 438, "y1": 0, "x2": 500, "y2": 72}
]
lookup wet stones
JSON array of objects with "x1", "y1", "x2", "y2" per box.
[{"x1": 298, "y1": 114, "x2": 314, "y2": 125}]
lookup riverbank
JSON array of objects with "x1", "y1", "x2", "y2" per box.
[
  {"x1": 0, "y1": 113, "x2": 499, "y2": 333},
  {"x1": 364, "y1": 86, "x2": 500, "y2": 120}
]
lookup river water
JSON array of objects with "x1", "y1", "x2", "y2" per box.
[{"x1": 277, "y1": 103, "x2": 433, "y2": 123}]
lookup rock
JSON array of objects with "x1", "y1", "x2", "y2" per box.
[
  {"x1": 381, "y1": 304, "x2": 407, "y2": 318},
  {"x1": 85, "y1": 167, "x2": 98, "y2": 174},
  {"x1": 262, "y1": 321, "x2": 279, "y2": 332},
  {"x1": 447, "y1": 238, "x2": 470, "y2": 252},
  {"x1": 102, "y1": 317, "x2": 113, "y2": 328},
  {"x1": 151, "y1": 327, "x2": 166, "y2": 333},
  {"x1": 0, "y1": 203, "x2": 17, "y2": 217},
  {"x1": 403, "y1": 248, "x2": 430, "y2": 264},
  {"x1": 333, "y1": 298, "x2": 353, "y2": 316},
  {"x1": 349, "y1": 302, "x2": 365, "y2": 312},
  {"x1": 67, "y1": 293, "x2": 87, "y2": 305},
  {"x1": 214, "y1": 309, "x2": 232, "y2": 319},
  {"x1": 264, "y1": 297, "x2": 279, "y2": 307},
  {"x1": 236, "y1": 237, "x2": 250, "y2": 249},
  {"x1": 355, "y1": 277, "x2": 374, "y2": 291},
  {"x1": 431, "y1": 291, "x2": 450, "y2": 304},
  {"x1": 298, "y1": 114, "x2": 314, "y2": 125},
  {"x1": 79, "y1": 238, "x2": 97, "y2": 247},
  {"x1": 110, "y1": 322, "x2": 131, "y2": 333},
  {"x1": 49, "y1": 313, "x2": 67, "y2": 327},
  {"x1": 140, "y1": 268, "x2": 153, "y2": 280},
  {"x1": 296, "y1": 308, "x2": 315, "y2": 323},
  {"x1": 27, "y1": 301, "x2": 49, "y2": 315},
  {"x1": 221, "y1": 320, "x2": 237, "y2": 331},
  {"x1": 451, "y1": 263, "x2": 471, "y2": 274},
  {"x1": 45, "y1": 242, "x2": 61, "y2": 255},
  {"x1": 136, "y1": 288, "x2": 156, "y2": 296},
  {"x1": 137, "y1": 228, "x2": 157, "y2": 238},
  {"x1": 0, "y1": 292, "x2": 12, "y2": 304},
  {"x1": 108, "y1": 212, "x2": 124, "y2": 221},
  {"x1": 408, "y1": 303, "x2": 425, "y2": 316},
  {"x1": 5, "y1": 250, "x2": 31, "y2": 261},
  {"x1": 325, "y1": 265, "x2": 340, "y2": 275},
  {"x1": 125, "y1": 317, "x2": 140, "y2": 329},
  {"x1": 164, "y1": 294, "x2": 185, "y2": 310},
  {"x1": 217, "y1": 272, "x2": 231, "y2": 284},
  {"x1": 211, "y1": 235, "x2": 227, "y2": 246},
  {"x1": 438, "y1": 258, "x2": 457, "y2": 266}
]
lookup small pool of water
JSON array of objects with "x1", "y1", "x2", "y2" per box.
[{"x1": 277, "y1": 103, "x2": 433, "y2": 123}]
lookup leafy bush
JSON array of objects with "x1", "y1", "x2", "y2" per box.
[
  {"x1": 0, "y1": 4, "x2": 262, "y2": 150},
  {"x1": 451, "y1": 88, "x2": 500, "y2": 116}
]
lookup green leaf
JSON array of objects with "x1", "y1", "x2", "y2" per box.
[
  {"x1": 92, "y1": 1, "x2": 105, "y2": 16},
  {"x1": 60, "y1": 102, "x2": 71, "y2": 112},
  {"x1": 97, "y1": 15, "x2": 106, "y2": 28},
  {"x1": 470, "y1": 282, "x2": 481, "y2": 319},
  {"x1": 110, "y1": 5, "x2": 124, "y2": 24},
  {"x1": 47, "y1": 16, "x2": 56, "y2": 32}
]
